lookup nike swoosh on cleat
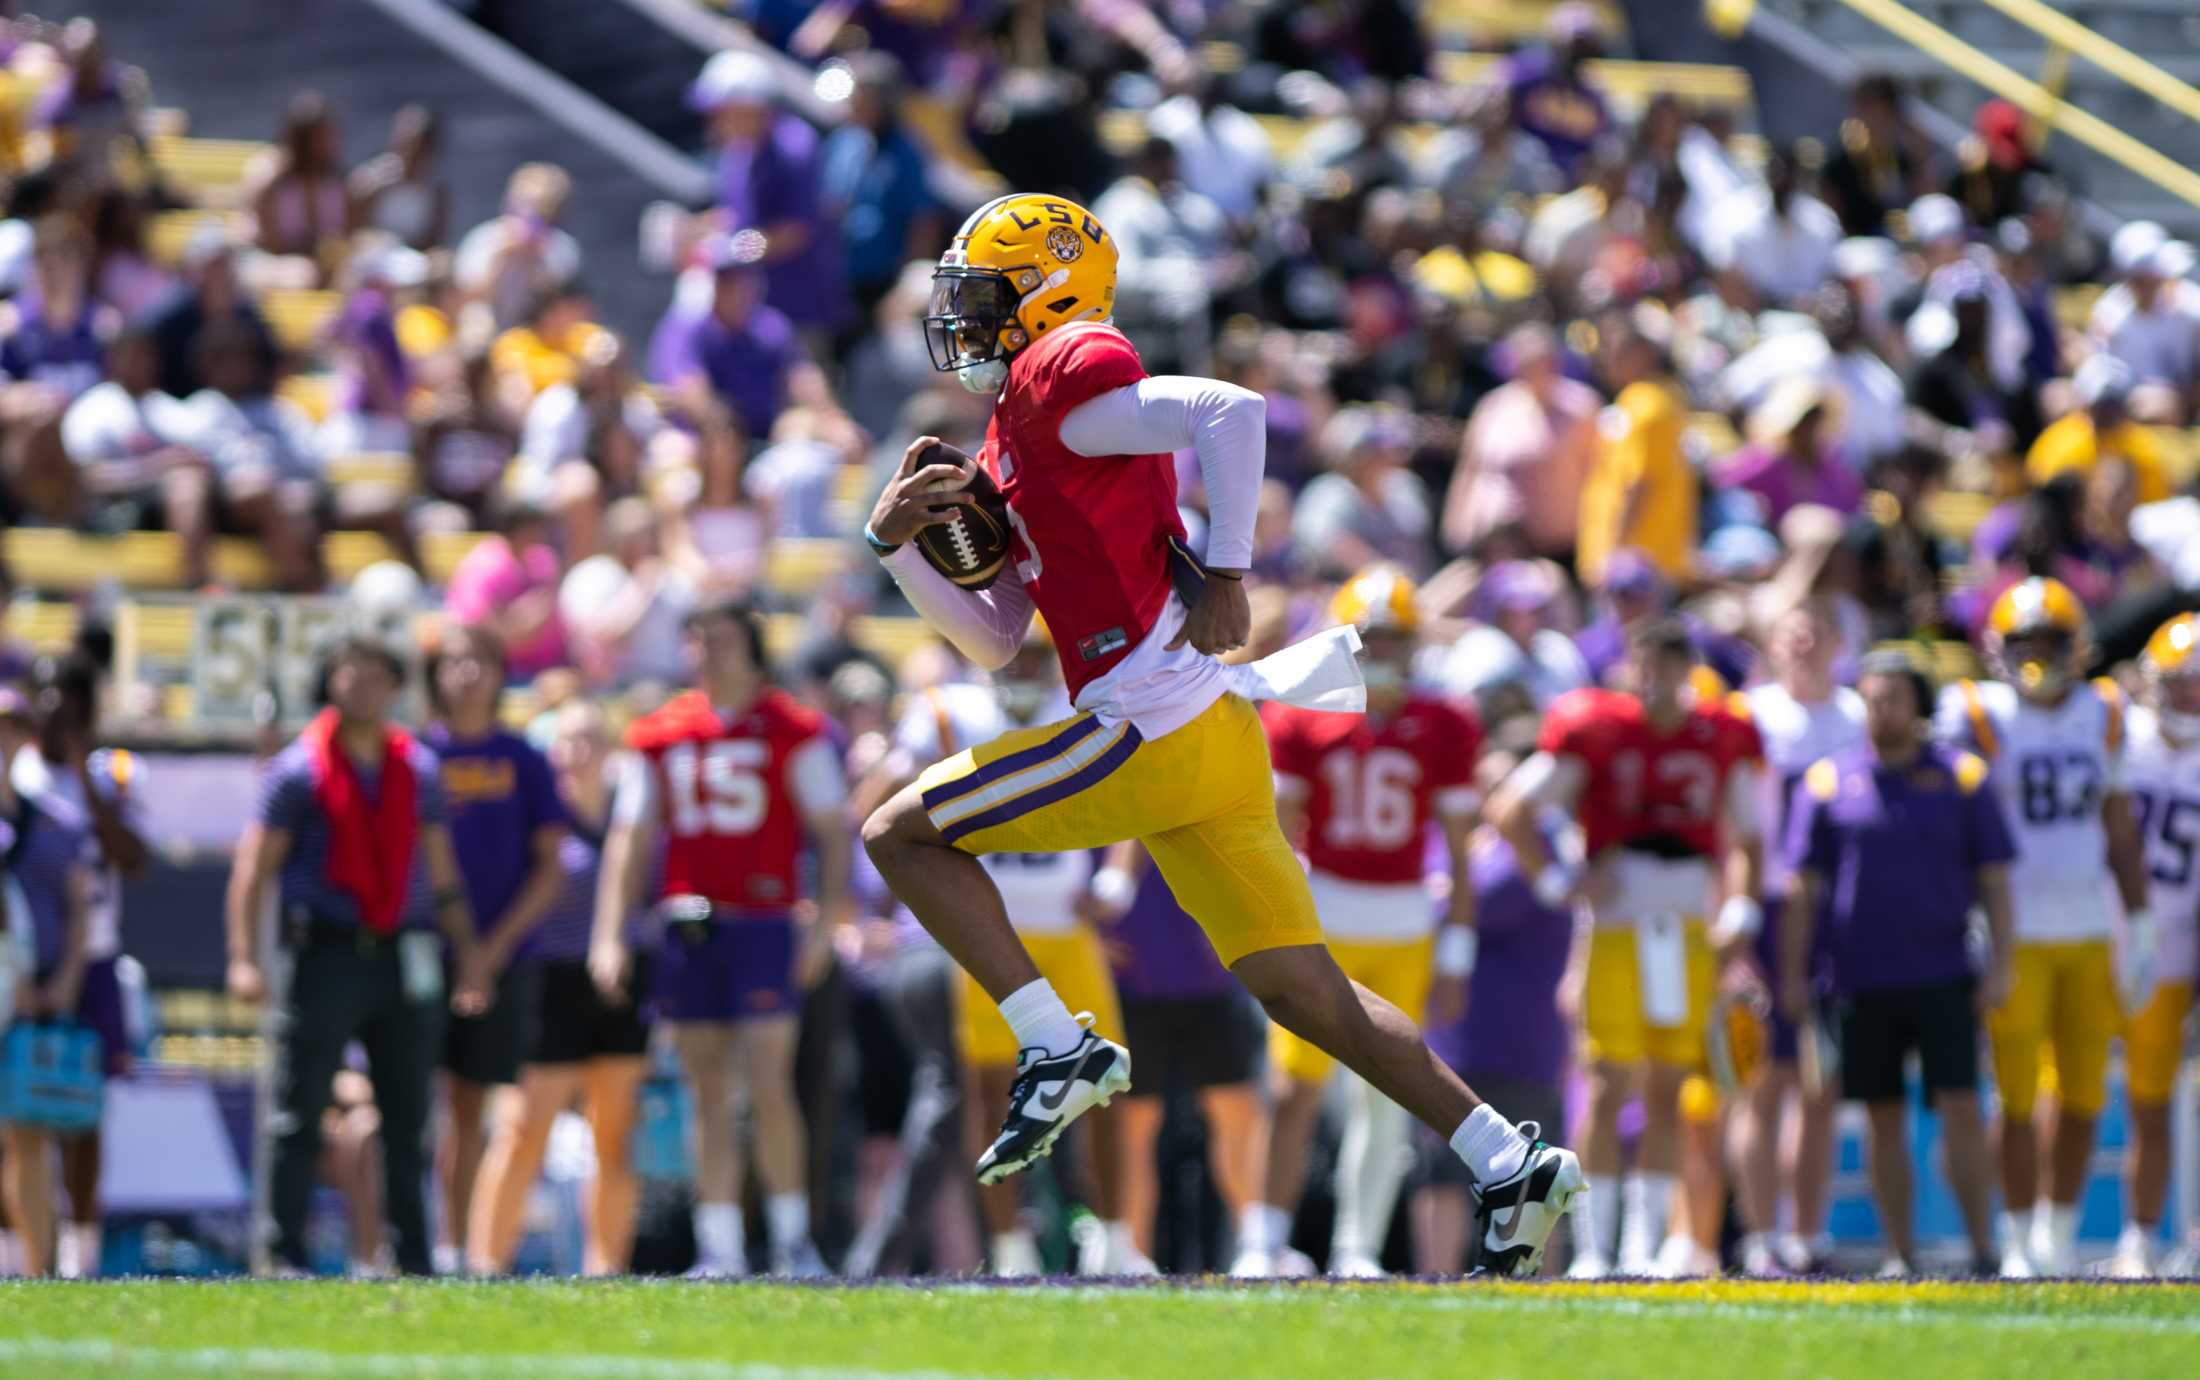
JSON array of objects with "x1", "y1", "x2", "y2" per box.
[
  {"x1": 1491, "y1": 1205, "x2": 1524, "y2": 1244},
  {"x1": 1033, "y1": 1045, "x2": 1100, "y2": 1113}
]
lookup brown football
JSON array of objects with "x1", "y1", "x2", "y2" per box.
[{"x1": 910, "y1": 442, "x2": 1014, "y2": 590}]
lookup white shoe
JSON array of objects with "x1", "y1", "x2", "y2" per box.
[
  {"x1": 1998, "y1": 1246, "x2": 2036, "y2": 1279},
  {"x1": 1228, "y1": 1249, "x2": 1274, "y2": 1279},
  {"x1": 2030, "y1": 1235, "x2": 2078, "y2": 1278},
  {"x1": 2158, "y1": 1241, "x2": 2200, "y2": 1278},
  {"x1": 770, "y1": 1242, "x2": 831, "y2": 1278},
  {"x1": 1329, "y1": 1252, "x2": 1386, "y2": 1279},
  {"x1": 1072, "y1": 1216, "x2": 1110, "y2": 1277},
  {"x1": 2107, "y1": 1227, "x2": 2156, "y2": 1280},
  {"x1": 992, "y1": 1230, "x2": 1042, "y2": 1278},
  {"x1": 1470, "y1": 1122, "x2": 1587, "y2": 1278},
  {"x1": 1876, "y1": 1256, "x2": 1913, "y2": 1279},
  {"x1": 1776, "y1": 1232, "x2": 1832, "y2": 1275},
  {"x1": 432, "y1": 1243, "x2": 464, "y2": 1277},
  {"x1": 1615, "y1": 1240, "x2": 1658, "y2": 1277},
  {"x1": 1739, "y1": 1235, "x2": 1783, "y2": 1277},
  {"x1": 1565, "y1": 1249, "x2": 1613, "y2": 1280},
  {"x1": 684, "y1": 1256, "x2": 748, "y2": 1279},
  {"x1": 1106, "y1": 1224, "x2": 1160, "y2": 1277},
  {"x1": 1653, "y1": 1234, "x2": 1718, "y2": 1279}
]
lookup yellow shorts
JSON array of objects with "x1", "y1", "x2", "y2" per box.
[
  {"x1": 2123, "y1": 983, "x2": 2193, "y2": 1109},
  {"x1": 1992, "y1": 939, "x2": 2118, "y2": 1119},
  {"x1": 1582, "y1": 920, "x2": 1716, "y2": 1068},
  {"x1": 915, "y1": 693, "x2": 1322, "y2": 967},
  {"x1": 1271, "y1": 936, "x2": 1435, "y2": 1084},
  {"x1": 957, "y1": 927, "x2": 1124, "y2": 1068}
]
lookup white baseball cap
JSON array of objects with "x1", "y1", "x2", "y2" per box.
[
  {"x1": 2110, "y1": 219, "x2": 2169, "y2": 276},
  {"x1": 1906, "y1": 193, "x2": 1966, "y2": 245},
  {"x1": 689, "y1": 49, "x2": 778, "y2": 112}
]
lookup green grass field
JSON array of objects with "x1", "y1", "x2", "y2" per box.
[{"x1": 0, "y1": 1278, "x2": 2194, "y2": 1379}]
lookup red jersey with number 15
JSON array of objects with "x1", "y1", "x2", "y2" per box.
[
  {"x1": 982, "y1": 321, "x2": 1191, "y2": 700},
  {"x1": 1538, "y1": 688, "x2": 1763, "y2": 858},
  {"x1": 1264, "y1": 696, "x2": 1484, "y2": 885},
  {"x1": 625, "y1": 688, "x2": 825, "y2": 910}
]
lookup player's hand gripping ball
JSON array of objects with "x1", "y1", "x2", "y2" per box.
[{"x1": 872, "y1": 435, "x2": 1014, "y2": 589}]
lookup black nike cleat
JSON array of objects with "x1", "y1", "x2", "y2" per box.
[
  {"x1": 1470, "y1": 1121, "x2": 1586, "y2": 1279},
  {"x1": 974, "y1": 1017, "x2": 1131, "y2": 1185}
]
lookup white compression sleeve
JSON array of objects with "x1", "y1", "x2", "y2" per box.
[
  {"x1": 1056, "y1": 377, "x2": 1264, "y2": 569},
  {"x1": 879, "y1": 544, "x2": 1036, "y2": 670}
]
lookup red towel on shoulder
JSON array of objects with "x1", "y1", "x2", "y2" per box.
[{"x1": 304, "y1": 707, "x2": 417, "y2": 936}]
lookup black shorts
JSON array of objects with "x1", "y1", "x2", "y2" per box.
[
  {"x1": 529, "y1": 957, "x2": 653, "y2": 1066},
  {"x1": 850, "y1": 986, "x2": 916, "y2": 1137},
  {"x1": 1836, "y1": 977, "x2": 1980, "y2": 1104},
  {"x1": 1416, "y1": 1076, "x2": 1567, "y2": 1191},
  {"x1": 441, "y1": 960, "x2": 544, "y2": 1086},
  {"x1": 1119, "y1": 990, "x2": 1266, "y2": 1094}
]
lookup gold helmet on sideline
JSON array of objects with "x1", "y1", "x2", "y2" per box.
[
  {"x1": 924, "y1": 193, "x2": 1117, "y2": 394},
  {"x1": 1329, "y1": 565, "x2": 1420, "y2": 637},
  {"x1": 2142, "y1": 612, "x2": 2200, "y2": 739},
  {"x1": 1984, "y1": 576, "x2": 2089, "y2": 701}
]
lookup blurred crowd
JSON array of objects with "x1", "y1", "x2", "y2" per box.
[{"x1": 0, "y1": 0, "x2": 2197, "y2": 1282}]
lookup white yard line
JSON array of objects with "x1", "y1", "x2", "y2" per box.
[{"x1": 0, "y1": 1338, "x2": 1015, "y2": 1380}]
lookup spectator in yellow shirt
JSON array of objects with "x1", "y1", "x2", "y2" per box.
[
  {"x1": 1577, "y1": 318, "x2": 1697, "y2": 584},
  {"x1": 490, "y1": 282, "x2": 610, "y2": 400},
  {"x1": 2027, "y1": 355, "x2": 2170, "y2": 505}
]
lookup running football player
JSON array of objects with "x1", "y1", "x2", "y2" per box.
[
  {"x1": 589, "y1": 599, "x2": 848, "y2": 1277},
  {"x1": 2113, "y1": 613, "x2": 2200, "y2": 1277},
  {"x1": 881, "y1": 637, "x2": 1150, "y2": 1277},
  {"x1": 1935, "y1": 577, "x2": 2154, "y2": 1277},
  {"x1": 1241, "y1": 567, "x2": 1484, "y2": 1278},
  {"x1": 861, "y1": 193, "x2": 1581, "y2": 1276},
  {"x1": 1489, "y1": 618, "x2": 1765, "y2": 1278}
]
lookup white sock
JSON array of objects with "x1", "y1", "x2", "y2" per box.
[
  {"x1": 2120, "y1": 1221, "x2": 2157, "y2": 1258},
  {"x1": 2045, "y1": 1202, "x2": 2079, "y2": 1258},
  {"x1": 996, "y1": 979, "x2": 1085, "y2": 1058},
  {"x1": 1254, "y1": 1202, "x2": 1294, "y2": 1257},
  {"x1": 991, "y1": 1228, "x2": 1039, "y2": 1274},
  {"x1": 1581, "y1": 1174, "x2": 1620, "y2": 1259},
  {"x1": 694, "y1": 1201, "x2": 746, "y2": 1270},
  {"x1": 1450, "y1": 1104, "x2": 1530, "y2": 1184},
  {"x1": 71, "y1": 1223, "x2": 99, "y2": 1279},
  {"x1": 765, "y1": 1192, "x2": 810, "y2": 1254},
  {"x1": 1619, "y1": 1173, "x2": 1673, "y2": 1267},
  {"x1": 1106, "y1": 1220, "x2": 1145, "y2": 1266},
  {"x1": 2001, "y1": 1210, "x2": 2031, "y2": 1258},
  {"x1": 1236, "y1": 1204, "x2": 1271, "y2": 1256}
]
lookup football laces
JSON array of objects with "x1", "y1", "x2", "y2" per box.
[{"x1": 946, "y1": 512, "x2": 979, "y2": 570}]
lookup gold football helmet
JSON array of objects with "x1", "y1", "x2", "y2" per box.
[
  {"x1": 2142, "y1": 612, "x2": 2200, "y2": 739},
  {"x1": 1984, "y1": 576, "x2": 2089, "y2": 700},
  {"x1": 925, "y1": 193, "x2": 1117, "y2": 392}
]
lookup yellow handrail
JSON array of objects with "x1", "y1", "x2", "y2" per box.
[
  {"x1": 1975, "y1": 0, "x2": 2200, "y2": 131},
  {"x1": 1835, "y1": 0, "x2": 2200, "y2": 211}
]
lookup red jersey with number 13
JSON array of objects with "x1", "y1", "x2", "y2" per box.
[
  {"x1": 982, "y1": 321, "x2": 1190, "y2": 699},
  {"x1": 625, "y1": 688, "x2": 823, "y2": 910},
  {"x1": 1264, "y1": 696, "x2": 1483, "y2": 885},
  {"x1": 1538, "y1": 687, "x2": 1762, "y2": 858}
]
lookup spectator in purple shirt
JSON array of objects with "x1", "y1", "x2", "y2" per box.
[
  {"x1": 690, "y1": 49, "x2": 848, "y2": 344},
  {"x1": 1103, "y1": 844, "x2": 1270, "y2": 1274},
  {"x1": 1781, "y1": 651, "x2": 2014, "y2": 1276},
  {"x1": 649, "y1": 230, "x2": 825, "y2": 442},
  {"x1": 0, "y1": 686, "x2": 95, "y2": 1280},
  {"x1": 1715, "y1": 375, "x2": 1864, "y2": 526},
  {"x1": 1501, "y1": 4, "x2": 1612, "y2": 180},
  {"x1": 33, "y1": 19, "x2": 144, "y2": 180},
  {"x1": 470, "y1": 698, "x2": 649, "y2": 1277},
  {"x1": 419, "y1": 624, "x2": 566, "y2": 1274}
]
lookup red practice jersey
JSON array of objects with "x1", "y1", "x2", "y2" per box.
[
  {"x1": 982, "y1": 321, "x2": 1191, "y2": 699},
  {"x1": 1265, "y1": 695, "x2": 1483, "y2": 885},
  {"x1": 624, "y1": 689, "x2": 826, "y2": 910},
  {"x1": 1538, "y1": 687, "x2": 1763, "y2": 858}
]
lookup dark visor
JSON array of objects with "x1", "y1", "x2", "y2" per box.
[{"x1": 923, "y1": 267, "x2": 1018, "y2": 372}]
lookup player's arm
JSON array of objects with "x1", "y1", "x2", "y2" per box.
[
  {"x1": 592, "y1": 752, "x2": 657, "y2": 1001},
  {"x1": 1428, "y1": 789, "x2": 1481, "y2": 1024},
  {"x1": 790, "y1": 737, "x2": 854, "y2": 987},
  {"x1": 419, "y1": 824, "x2": 488, "y2": 1015},
  {"x1": 871, "y1": 438, "x2": 1036, "y2": 670},
  {"x1": 1058, "y1": 376, "x2": 1263, "y2": 655},
  {"x1": 1778, "y1": 868, "x2": 1818, "y2": 1023},
  {"x1": 224, "y1": 822, "x2": 289, "y2": 1003},
  {"x1": 1711, "y1": 762, "x2": 1766, "y2": 958},
  {"x1": 1975, "y1": 862, "x2": 2016, "y2": 1012},
  {"x1": 1487, "y1": 750, "x2": 1587, "y2": 904},
  {"x1": 2104, "y1": 789, "x2": 2149, "y2": 915},
  {"x1": 484, "y1": 821, "x2": 566, "y2": 973},
  {"x1": 1081, "y1": 839, "x2": 1144, "y2": 927}
]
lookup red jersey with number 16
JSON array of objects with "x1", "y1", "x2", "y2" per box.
[
  {"x1": 1538, "y1": 688, "x2": 1763, "y2": 858},
  {"x1": 982, "y1": 321, "x2": 1191, "y2": 699},
  {"x1": 624, "y1": 688, "x2": 824, "y2": 910},
  {"x1": 1264, "y1": 696, "x2": 1483, "y2": 885}
]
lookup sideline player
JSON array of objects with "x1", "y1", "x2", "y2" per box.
[
  {"x1": 1935, "y1": 576, "x2": 2154, "y2": 1277},
  {"x1": 1489, "y1": 619, "x2": 1764, "y2": 1278},
  {"x1": 588, "y1": 599, "x2": 849, "y2": 1277},
  {"x1": 1242, "y1": 567, "x2": 1483, "y2": 1278},
  {"x1": 879, "y1": 638, "x2": 1149, "y2": 1276},
  {"x1": 1734, "y1": 599, "x2": 1863, "y2": 1275},
  {"x1": 2114, "y1": 613, "x2": 2200, "y2": 1277},
  {"x1": 860, "y1": 192, "x2": 1581, "y2": 1276}
]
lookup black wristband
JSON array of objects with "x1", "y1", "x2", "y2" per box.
[
  {"x1": 1207, "y1": 569, "x2": 1244, "y2": 581},
  {"x1": 864, "y1": 523, "x2": 901, "y2": 558}
]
